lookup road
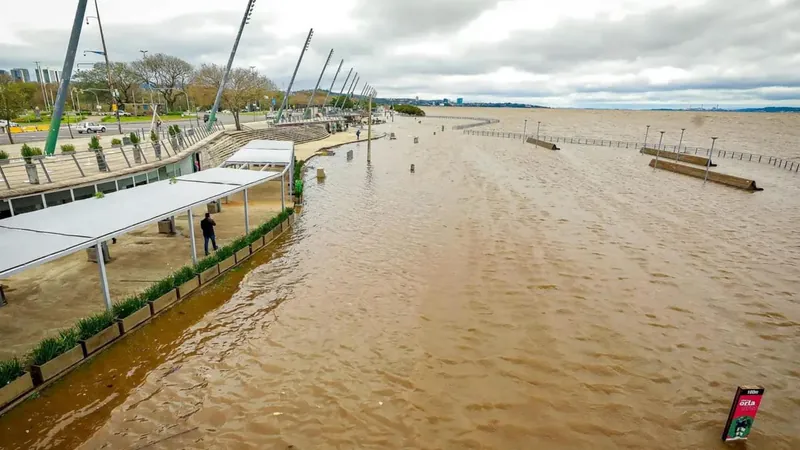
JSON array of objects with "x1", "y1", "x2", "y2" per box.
[{"x1": 0, "y1": 113, "x2": 263, "y2": 145}]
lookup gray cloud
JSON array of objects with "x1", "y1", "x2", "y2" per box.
[
  {"x1": 353, "y1": 0, "x2": 502, "y2": 40},
  {"x1": 1, "y1": 0, "x2": 799, "y2": 107}
]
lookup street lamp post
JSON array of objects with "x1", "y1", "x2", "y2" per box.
[
  {"x1": 642, "y1": 125, "x2": 650, "y2": 153},
  {"x1": 654, "y1": 131, "x2": 665, "y2": 170},
  {"x1": 322, "y1": 59, "x2": 343, "y2": 113},
  {"x1": 208, "y1": 0, "x2": 258, "y2": 130},
  {"x1": 305, "y1": 48, "x2": 333, "y2": 119},
  {"x1": 523, "y1": 119, "x2": 527, "y2": 142},
  {"x1": 677, "y1": 128, "x2": 686, "y2": 154},
  {"x1": 43, "y1": 0, "x2": 88, "y2": 156},
  {"x1": 86, "y1": 0, "x2": 122, "y2": 134},
  {"x1": 703, "y1": 137, "x2": 718, "y2": 184},
  {"x1": 276, "y1": 28, "x2": 314, "y2": 123},
  {"x1": 333, "y1": 68, "x2": 352, "y2": 110}
]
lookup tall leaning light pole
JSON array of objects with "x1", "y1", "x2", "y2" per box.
[
  {"x1": 333, "y1": 67, "x2": 352, "y2": 109},
  {"x1": 305, "y1": 48, "x2": 333, "y2": 119},
  {"x1": 86, "y1": 0, "x2": 122, "y2": 134},
  {"x1": 335, "y1": 71, "x2": 356, "y2": 109},
  {"x1": 208, "y1": 0, "x2": 257, "y2": 131},
  {"x1": 321, "y1": 58, "x2": 343, "y2": 111},
  {"x1": 276, "y1": 28, "x2": 313, "y2": 123},
  {"x1": 344, "y1": 76, "x2": 359, "y2": 108},
  {"x1": 44, "y1": 0, "x2": 89, "y2": 156}
]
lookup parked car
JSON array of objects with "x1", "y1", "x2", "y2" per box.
[
  {"x1": 77, "y1": 122, "x2": 106, "y2": 134},
  {"x1": 117, "y1": 111, "x2": 132, "y2": 116},
  {"x1": 0, "y1": 119, "x2": 19, "y2": 127}
]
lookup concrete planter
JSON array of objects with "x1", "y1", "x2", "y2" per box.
[
  {"x1": 149, "y1": 290, "x2": 178, "y2": 314},
  {"x1": 218, "y1": 256, "x2": 235, "y2": 273},
  {"x1": 122, "y1": 136, "x2": 132, "y2": 145},
  {"x1": 207, "y1": 201, "x2": 221, "y2": 214},
  {"x1": 263, "y1": 230, "x2": 275, "y2": 243},
  {"x1": 152, "y1": 142, "x2": 162, "y2": 159},
  {"x1": 30, "y1": 345, "x2": 84, "y2": 385},
  {"x1": 235, "y1": 246, "x2": 251, "y2": 263},
  {"x1": 157, "y1": 218, "x2": 175, "y2": 234},
  {"x1": 199, "y1": 265, "x2": 219, "y2": 284},
  {"x1": 25, "y1": 163, "x2": 39, "y2": 185},
  {"x1": 177, "y1": 276, "x2": 200, "y2": 299},
  {"x1": 80, "y1": 324, "x2": 121, "y2": 357},
  {"x1": 0, "y1": 373, "x2": 34, "y2": 409},
  {"x1": 133, "y1": 144, "x2": 142, "y2": 163},
  {"x1": 251, "y1": 237, "x2": 264, "y2": 251},
  {"x1": 116, "y1": 305, "x2": 152, "y2": 333},
  {"x1": 86, "y1": 242, "x2": 111, "y2": 263}
]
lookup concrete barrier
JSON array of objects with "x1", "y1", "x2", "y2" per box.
[
  {"x1": 526, "y1": 137, "x2": 559, "y2": 150},
  {"x1": 648, "y1": 159, "x2": 763, "y2": 191},
  {"x1": 641, "y1": 148, "x2": 716, "y2": 167}
]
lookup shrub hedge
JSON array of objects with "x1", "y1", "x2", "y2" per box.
[
  {"x1": 391, "y1": 104, "x2": 425, "y2": 117},
  {"x1": 0, "y1": 207, "x2": 294, "y2": 389}
]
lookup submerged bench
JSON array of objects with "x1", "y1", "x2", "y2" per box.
[
  {"x1": 648, "y1": 159, "x2": 762, "y2": 191},
  {"x1": 526, "y1": 137, "x2": 559, "y2": 150},
  {"x1": 641, "y1": 147, "x2": 716, "y2": 167}
]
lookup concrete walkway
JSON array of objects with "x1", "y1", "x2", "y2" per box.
[{"x1": 0, "y1": 126, "x2": 373, "y2": 360}]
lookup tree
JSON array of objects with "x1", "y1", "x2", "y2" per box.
[
  {"x1": 130, "y1": 53, "x2": 194, "y2": 112},
  {"x1": 193, "y1": 64, "x2": 275, "y2": 130},
  {"x1": 392, "y1": 104, "x2": 425, "y2": 116},
  {"x1": 0, "y1": 74, "x2": 34, "y2": 144}
]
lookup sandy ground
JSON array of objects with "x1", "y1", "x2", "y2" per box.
[{"x1": 0, "y1": 129, "x2": 370, "y2": 360}]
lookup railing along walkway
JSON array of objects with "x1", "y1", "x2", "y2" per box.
[{"x1": 462, "y1": 129, "x2": 800, "y2": 173}]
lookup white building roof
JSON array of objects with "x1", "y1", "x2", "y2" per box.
[
  {"x1": 223, "y1": 139, "x2": 295, "y2": 166},
  {"x1": 0, "y1": 168, "x2": 282, "y2": 278}
]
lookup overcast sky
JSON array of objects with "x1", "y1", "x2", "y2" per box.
[{"x1": 1, "y1": 0, "x2": 798, "y2": 108}]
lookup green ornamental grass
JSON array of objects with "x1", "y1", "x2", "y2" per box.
[
  {"x1": 30, "y1": 328, "x2": 79, "y2": 366},
  {"x1": 76, "y1": 311, "x2": 115, "y2": 341},
  {"x1": 0, "y1": 358, "x2": 25, "y2": 387}
]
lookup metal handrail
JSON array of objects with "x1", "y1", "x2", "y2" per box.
[{"x1": 461, "y1": 129, "x2": 800, "y2": 173}]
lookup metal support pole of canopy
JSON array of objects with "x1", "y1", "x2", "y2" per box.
[
  {"x1": 188, "y1": 208, "x2": 198, "y2": 265},
  {"x1": 96, "y1": 241, "x2": 112, "y2": 311},
  {"x1": 244, "y1": 189, "x2": 250, "y2": 234},
  {"x1": 280, "y1": 171, "x2": 286, "y2": 211}
]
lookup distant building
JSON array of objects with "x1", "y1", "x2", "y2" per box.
[
  {"x1": 10, "y1": 68, "x2": 31, "y2": 82},
  {"x1": 443, "y1": 98, "x2": 451, "y2": 106},
  {"x1": 0, "y1": 69, "x2": 8, "y2": 77},
  {"x1": 456, "y1": 98, "x2": 463, "y2": 105},
  {"x1": 37, "y1": 69, "x2": 59, "y2": 84}
]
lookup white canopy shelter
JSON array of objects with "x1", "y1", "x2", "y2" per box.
[
  {"x1": 222, "y1": 139, "x2": 294, "y2": 167},
  {"x1": 220, "y1": 139, "x2": 295, "y2": 198},
  {"x1": 0, "y1": 167, "x2": 284, "y2": 309}
]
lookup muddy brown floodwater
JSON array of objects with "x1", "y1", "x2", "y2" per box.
[{"x1": 1, "y1": 111, "x2": 799, "y2": 449}]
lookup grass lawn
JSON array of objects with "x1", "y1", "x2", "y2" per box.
[
  {"x1": 100, "y1": 114, "x2": 190, "y2": 123},
  {"x1": 12, "y1": 116, "x2": 87, "y2": 127}
]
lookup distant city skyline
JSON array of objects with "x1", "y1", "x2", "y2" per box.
[{"x1": 1, "y1": 66, "x2": 61, "y2": 84}]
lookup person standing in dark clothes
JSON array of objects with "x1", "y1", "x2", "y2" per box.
[{"x1": 200, "y1": 212, "x2": 218, "y2": 256}]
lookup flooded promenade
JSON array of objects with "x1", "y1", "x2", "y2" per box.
[{"x1": 1, "y1": 110, "x2": 798, "y2": 449}]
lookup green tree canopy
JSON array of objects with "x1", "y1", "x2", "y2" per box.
[
  {"x1": 193, "y1": 64, "x2": 276, "y2": 130},
  {"x1": 0, "y1": 74, "x2": 35, "y2": 144},
  {"x1": 391, "y1": 104, "x2": 425, "y2": 116}
]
